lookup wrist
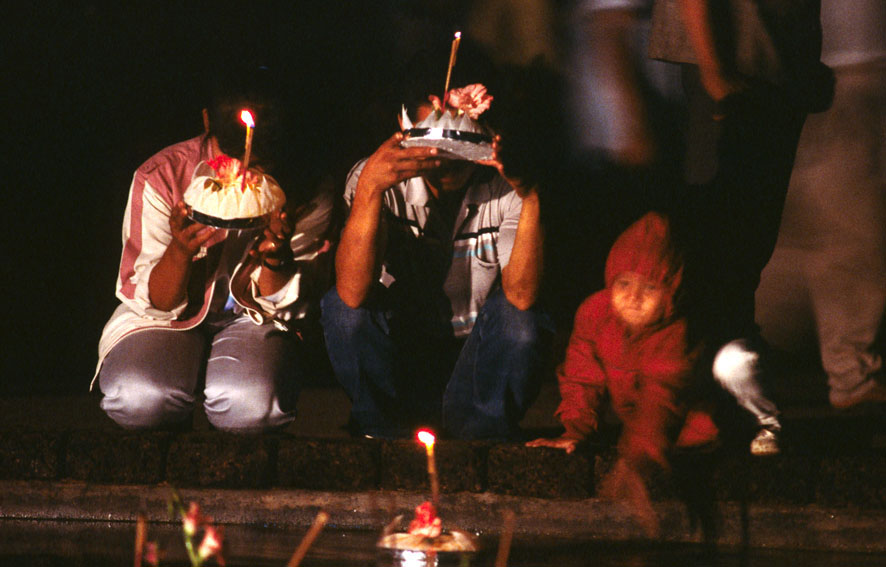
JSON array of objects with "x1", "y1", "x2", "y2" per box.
[
  {"x1": 168, "y1": 242, "x2": 197, "y2": 263},
  {"x1": 262, "y1": 255, "x2": 295, "y2": 272}
]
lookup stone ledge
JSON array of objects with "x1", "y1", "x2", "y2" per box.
[
  {"x1": 66, "y1": 431, "x2": 169, "y2": 485},
  {"x1": 2, "y1": 481, "x2": 885, "y2": 553},
  {"x1": 2, "y1": 430, "x2": 884, "y2": 507}
]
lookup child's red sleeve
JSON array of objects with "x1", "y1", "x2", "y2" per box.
[{"x1": 555, "y1": 294, "x2": 608, "y2": 440}]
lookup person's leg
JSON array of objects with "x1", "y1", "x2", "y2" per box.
[
  {"x1": 202, "y1": 316, "x2": 301, "y2": 433},
  {"x1": 682, "y1": 68, "x2": 808, "y2": 337},
  {"x1": 98, "y1": 329, "x2": 204, "y2": 429},
  {"x1": 320, "y1": 287, "x2": 405, "y2": 437},
  {"x1": 811, "y1": 258, "x2": 886, "y2": 409},
  {"x1": 798, "y1": 63, "x2": 886, "y2": 409},
  {"x1": 442, "y1": 289, "x2": 548, "y2": 440},
  {"x1": 711, "y1": 338, "x2": 781, "y2": 455}
]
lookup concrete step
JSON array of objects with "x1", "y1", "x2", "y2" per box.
[
  {"x1": 1, "y1": 391, "x2": 885, "y2": 553},
  {"x1": 1, "y1": 400, "x2": 883, "y2": 505}
]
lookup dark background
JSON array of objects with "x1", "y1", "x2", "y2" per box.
[
  {"x1": 2, "y1": 2, "x2": 833, "y2": 399},
  {"x1": 4, "y1": 2, "x2": 489, "y2": 395}
]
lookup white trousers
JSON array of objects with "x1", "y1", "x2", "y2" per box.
[{"x1": 98, "y1": 315, "x2": 300, "y2": 432}]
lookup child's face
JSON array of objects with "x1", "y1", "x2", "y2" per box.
[{"x1": 611, "y1": 271, "x2": 666, "y2": 330}]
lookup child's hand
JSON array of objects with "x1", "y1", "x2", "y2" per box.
[
  {"x1": 599, "y1": 458, "x2": 660, "y2": 538},
  {"x1": 525, "y1": 437, "x2": 579, "y2": 454}
]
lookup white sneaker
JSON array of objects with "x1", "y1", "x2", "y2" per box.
[{"x1": 750, "y1": 428, "x2": 780, "y2": 456}]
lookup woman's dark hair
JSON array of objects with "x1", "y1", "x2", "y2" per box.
[
  {"x1": 205, "y1": 65, "x2": 290, "y2": 172},
  {"x1": 204, "y1": 64, "x2": 330, "y2": 206}
]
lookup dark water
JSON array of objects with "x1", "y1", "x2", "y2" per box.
[{"x1": 0, "y1": 520, "x2": 883, "y2": 567}]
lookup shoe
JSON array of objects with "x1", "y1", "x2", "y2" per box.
[{"x1": 750, "y1": 428, "x2": 780, "y2": 456}]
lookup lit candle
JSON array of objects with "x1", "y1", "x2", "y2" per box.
[
  {"x1": 417, "y1": 429, "x2": 440, "y2": 509},
  {"x1": 443, "y1": 31, "x2": 461, "y2": 105},
  {"x1": 494, "y1": 509, "x2": 516, "y2": 567},
  {"x1": 239, "y1": 109, "x2": 255, "y2": 191},
  {"x1": 134, "y1": 513, "x2": 147, "y2": 567}
]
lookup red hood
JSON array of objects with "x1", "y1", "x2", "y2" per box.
[{"x1": 604, "y1": 212, "x2": 682, "y2": 317}]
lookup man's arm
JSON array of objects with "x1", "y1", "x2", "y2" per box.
[
  {"x1": 483, "y1": 136, "x2": 544, "y2": 311},
  {"x1": 677, "y1": 0, "x2": 742, "y2": 101},
  {"x1": 501, "y1": 189, "x2": 543, "y2": 310},
  {"x1": 335, "y1": 133, "x2": 440, "y2": 308}
]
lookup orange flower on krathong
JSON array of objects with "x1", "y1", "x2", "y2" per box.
[
  {"x1": 427, "y1": 94, "x2": 444, "y2": 117},
  {"x1": 447, "y1": 84, "x2": 493, "y2": 119}
]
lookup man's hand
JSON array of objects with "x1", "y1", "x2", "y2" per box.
[
  {"x1": 477, "y1": 135, "x2": 537, "y2": 198},
  {"x1": 525, "y1": 436, "x2": 580, "y2": 454},
  {"x1": 355, "y1": 132, "x2": 441, "y2": 197},
  {"x1": 169, "y1": 201, "x2": 217, "y2": 260}
]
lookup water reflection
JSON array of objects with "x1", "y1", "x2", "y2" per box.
[{"x1": 0, "y1": 520, "x2": 883, "y2": 567}]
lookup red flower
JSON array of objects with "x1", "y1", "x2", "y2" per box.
[
  {"x1": 182, "y1": 502, "x2": 204, "y2": 537},
  {"x1": 408, "y1": 501, "x2": 442, "y2": 538},
  {"x1": 143, "y1": 542, "x2": 160, "y2": 567},
  {"x1": 197, "y1": 524, "x2": 224, "y2": 564},
  {"x1": 206, "y1": 155, "x2": 242, "y2": 184}
]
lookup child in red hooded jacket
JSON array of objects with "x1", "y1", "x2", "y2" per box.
[{"x1": 528, "y1": 211, "x2": 718, "y2": 535}]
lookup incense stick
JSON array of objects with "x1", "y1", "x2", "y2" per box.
[{"x1": 287, "y1": 510, "x2": 329, "y2": 567}]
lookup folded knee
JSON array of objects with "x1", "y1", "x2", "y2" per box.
[
  {"x1": 100, "y1": 379, "x2": 193, "y2": 430},
  {"x1": 204, "y1": 383, "x2": 293, "y2": 433}
]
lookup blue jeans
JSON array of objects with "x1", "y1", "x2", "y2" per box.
[{"x1": 320, "y1": 287, "x2": 549, "y2": 439}]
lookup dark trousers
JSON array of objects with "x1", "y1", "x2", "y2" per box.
[
  {"x1": 320, "y1": 287, "x2": 548, "y2": 439},
  {"x1": 678, "y1": 67, "x2": 809, "y2": 342}
]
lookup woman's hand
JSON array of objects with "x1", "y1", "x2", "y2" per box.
[
  {"x1": 252, "y1": 208, "x2": 295, "y2": 267},
  {"x1": 169, "y1": 201, "x2": 217, "y2": 260},
  {"x1": 149, "y1": 201, "x2": 217, "y2": 311}
]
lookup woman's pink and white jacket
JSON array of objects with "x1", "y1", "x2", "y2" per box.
[{"x1": 92, "y1": 135, "x2": 333, "y2": 388}]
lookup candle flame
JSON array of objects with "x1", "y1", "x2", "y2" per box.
[
  {"x1": 417, "y1": 429, "x2": 436, "y2": 448},
  {"x1": 240, "y1": 109, "x2": 255, "y2": 128},
  {"x1": 454, "y1": 31, "x2": 461, "y2": 40}
]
